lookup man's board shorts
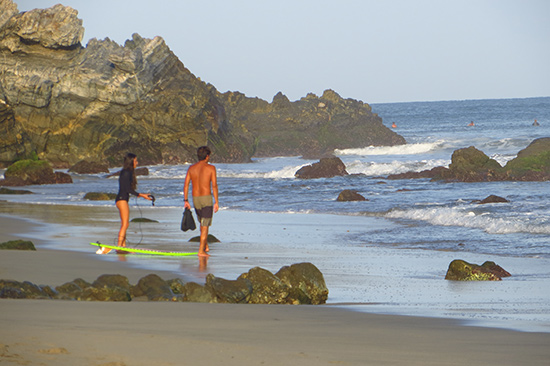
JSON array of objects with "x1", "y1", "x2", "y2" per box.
[{"x1": 193, "y1": 195, "x2": 213, "y2": 227}]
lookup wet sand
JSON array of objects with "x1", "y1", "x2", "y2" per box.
[{"x1": 1, "y1": 205, "x2": 550, "y2": 365}]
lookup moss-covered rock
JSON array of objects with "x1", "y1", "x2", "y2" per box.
[
  {"x1": 504, "y1": 137, "x2": 550, "y2": 180},
  {"x1": 445, "y1": 259, "x2": 509, "y2": 281},
  {"x1": 0, "y1": 240, "x2": 36, "y2": 250},
  {"x1": 0, "y1": 187, "x2": 33, "y2": 194}
]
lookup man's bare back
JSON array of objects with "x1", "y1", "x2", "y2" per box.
[{"x1": 183, "y1": 146, "x2": 218, "y2": 257}]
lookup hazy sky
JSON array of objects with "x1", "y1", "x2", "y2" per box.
[{"x1": 14, "y1": 0, "x2": 550, "y2": 104}]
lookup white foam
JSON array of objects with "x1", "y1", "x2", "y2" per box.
[
  {"x1": 335, "y1": 141, "x2": 443, "y2": 156},
  {"x1": 346, "y1": 159, "x2": 449, "y2": 176},
  {"x1": 386, "y1": 206, "x2": 550, "y2": 235}
]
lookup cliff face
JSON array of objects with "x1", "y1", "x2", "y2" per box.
[{"x1": 0, "y1": 0, "x2": 404, "y2": 167}]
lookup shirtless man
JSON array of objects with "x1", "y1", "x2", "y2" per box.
[{"x1": 183, "y1": 146, "x2": 219, "y2": 257}]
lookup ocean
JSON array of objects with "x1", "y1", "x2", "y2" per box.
[{"x1": 2, "y1": 97, "x2": 550, "y2": 332}]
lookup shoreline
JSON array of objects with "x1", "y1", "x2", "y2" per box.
[
  {"x1": 2, "y1": 204, "x2": 550, "y2": 364},
  {"x1": 1, "y1": 200, "x2": 550, "y2": 333}
]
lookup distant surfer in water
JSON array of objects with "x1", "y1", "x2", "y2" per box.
[
  {"x1": 183, "y1": 146, "x2": 219, "y2": 257},
  {"x1": 97, "y1": 153, "x2": 152, "y2": 254},
  {"x1": 533, "y1": 119, "x2": 540, "y2": 126},
  {"x1": 391, "y1": 122, "x2": 397, "y2": 128},
  {"x1": 468, "y1": 121, "x2": 475, "y2": 126}
]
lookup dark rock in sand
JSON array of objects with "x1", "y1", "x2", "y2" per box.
[
  {"x1": 84, "y1": 192, "x2": 117, "y2": 201},
  {"x1": 189, "y1": 234, "x2": 220, "y2": 243},
  {"x1": 0, "y1": 240, "x2": 36, "y2": 250},
  {"x1": 238, "y1": 267, "x2": 290, "y2": 304},
  {"x1": 295, "y1": 157, "x2": 348, "y2": 179},
  {"x1": 336, "y1": 189, "x2": 367, "y2": 201},
  {"x1": 445, "y1": 259, "x2": 510, "y2": 281},
  {"x1": 131, "y1": 217, "x2": 159, "y2": 223},
  {"x1": 476, "y1": 195, "x2": 509, "y2": 204},
  {"x1": 0, "y1": 187, "x2": 33, "y2": 194},
  {"x1": 275, "y1": 262, "x2": 329, "y2": 304},
  {"x1": 68, "y1": 160, "x2": 110, "y2": 174}
]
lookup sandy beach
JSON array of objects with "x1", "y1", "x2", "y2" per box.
[{"x1": 1, "y1": 204, "x2": 550, "y2": 365}]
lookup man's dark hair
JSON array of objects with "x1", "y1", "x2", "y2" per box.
[{"x1": 197, "y1": 146, "x2": 211, "y2": 161}]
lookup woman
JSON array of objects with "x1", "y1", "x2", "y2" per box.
[{"x1": 96, "y1": 153, "x2": 152, "y2": 254}]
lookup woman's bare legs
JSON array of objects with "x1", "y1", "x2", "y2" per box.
[{"x1": 116, "y1": 199, "x2": 130, "y2": 247}]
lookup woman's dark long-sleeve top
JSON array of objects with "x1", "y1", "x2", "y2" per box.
[{"x1": 115, "y1": 169, "x2": 139, "y2": 202}]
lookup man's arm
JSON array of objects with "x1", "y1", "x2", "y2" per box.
[
  {"x1": 211, "y1": 166, "x2": 219, "y2": 213},
  {"x1": 183, "y1": 168, "x2": 191, "y2": 209}
]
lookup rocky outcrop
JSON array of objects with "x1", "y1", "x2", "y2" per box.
[
  {"x1": 0, "y1": 1, "x2": 404, "y2": 168},
  {"x1": 445, "y1": 259, "x2": 511, "y2": 281},
  {"x1": 0, "y1": 159, "x2": 72, "y2": 186},
  {"x1": 0, "y1": 262, "x2": 329, "y2": 304},
  {"x1": 295, "y1": 157, "x2": 348, "y2": 179},
  {"x1": 336, "y1": 189, "x2": 367, "y2": 201},
  {"x1": 387, "y1": 138, "x2": 550, "y2": 182},
  {"x1": 220, "y1": 90, "x2": 406, "y2": 158}
]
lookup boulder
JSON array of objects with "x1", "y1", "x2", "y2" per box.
[
  {"x1": 295, "y1": 157, "x2": 348, "y2": 179},
  {"x1": 336, "y1": 189, "x2": 367, "y2": 201},
  {"x1": 504, "y1": 137, "x2": 550, "y2": 180},
  {"x1": 0, "y1": 279, "x2": 51, "y2": 299},
  {"x1": 275, "y1": 263, "x2": 328, "y2": 304},
  {"x1": 238, "y1": 267, "x2": 290, "y2": 304},
  {"x1": 476, "y1": 195, "x2": 509, "y2": 204},
  {"x1": 0, "y1": 239, "x2": 36, "y2": 250},
  {"x1": 132, "y1": 273, "x2": 180, "y2": 301},
  {"x1": 69, "y1": 160, "x2": 110, "y2": 174},
  {"x1": 182, "y1": 282, "x2": 218, "y2": 303},
  {"x1": 205, "y1": 274, "x2": 253, "y2": 304},
  {"x1": 445, "y1": 259, "x2": 510, "y2": 281}
]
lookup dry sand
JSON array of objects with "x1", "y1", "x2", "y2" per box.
[{"x1": 1, "y1": 214, "x2": 550, "y2": 365}]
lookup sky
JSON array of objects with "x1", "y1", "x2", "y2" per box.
[{"x1": 13, "y1": 0, "x2": 550, "y2": 104}]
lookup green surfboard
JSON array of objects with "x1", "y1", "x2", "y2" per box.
[{"x1": 90, "y1": 242, "x2": 198, "y2": 256}]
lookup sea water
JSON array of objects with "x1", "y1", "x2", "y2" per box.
[{"x1": 2, "y1": 97, "x2": 550, "y2": 332}]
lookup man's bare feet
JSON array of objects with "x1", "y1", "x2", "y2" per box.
[{"x1": 198, "y1": 251, "x2": 210, "y2": 257}]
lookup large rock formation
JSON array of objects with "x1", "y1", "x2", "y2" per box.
[{"x1": 0, "y1": 0, "x2": 404, "y2": 168}]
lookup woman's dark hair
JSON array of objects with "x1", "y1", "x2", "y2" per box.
[
  {"x1": 123, "y1": 153, "x2": 137, "y2": 191},
  {"x1": 197, "y1": 146, "x2": 211, "y2": 161}
]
